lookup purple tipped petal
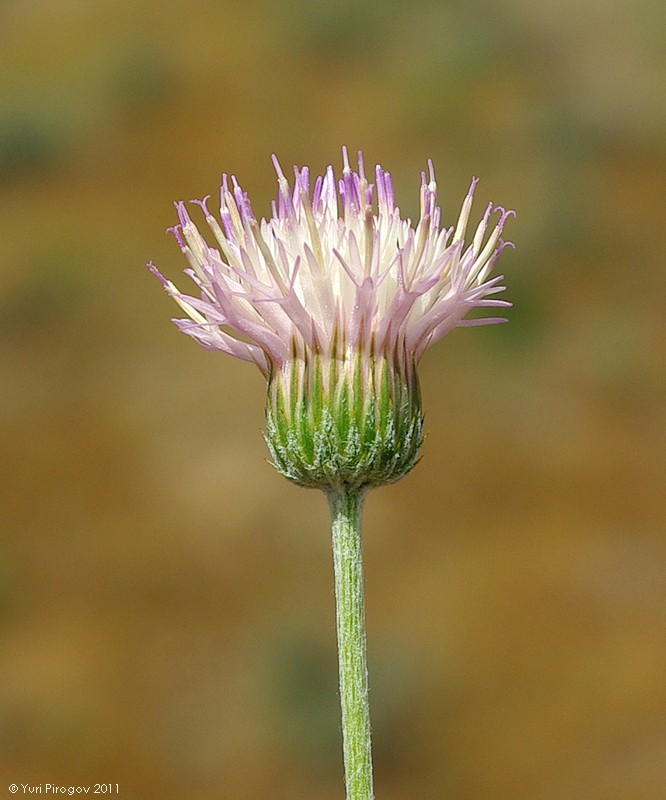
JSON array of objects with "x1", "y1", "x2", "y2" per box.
[
  {"x1": 148, "y1": 261, "x2": 169, "y2": 287},
  {"x1": 190, "y1": 195, "x2": 212, "y2": 217},
  {"x1": 165, "y1": 225, "x2": 186, "y2": 250}
]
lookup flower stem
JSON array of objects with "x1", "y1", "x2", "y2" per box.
[{"x1": 327, "y1": 487, "x2": 374, "y2": 800}]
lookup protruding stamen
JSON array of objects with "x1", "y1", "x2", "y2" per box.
[
  {"x1": 222, "y1": 188, "x2": 246, "y2": 245},
  {"x1": 452, "y1": 177, "x2": 479, "y2": 245},
  {"x1": 471, "y1": 202, "x2": 494, "y2": 256},
  {"x1": 341, "y1": 146, "x2": 351, "y2": 174},
  {"x1": 272, "y1": 156, "x2": 297, "y2": 222},
  {"x1": 427, "y1": 159, "x2": 436, "y2": 188}
]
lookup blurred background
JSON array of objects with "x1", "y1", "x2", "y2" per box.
[{"x1": 1, "y1": 0, "x2": 665, "y2": 798}]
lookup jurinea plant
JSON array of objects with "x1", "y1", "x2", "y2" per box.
[{"x1": 150, "y1": 148, "x2": 514, "y2": 800}]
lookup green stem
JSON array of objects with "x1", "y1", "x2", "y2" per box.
[{"x1": 327, "y1": 487, "x2": 374, "y2": 800}]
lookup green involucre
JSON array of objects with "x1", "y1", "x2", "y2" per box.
[{"x1": 264, "y1": 347, "x2": 423, "y2": 490}]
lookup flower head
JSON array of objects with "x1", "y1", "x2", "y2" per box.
[{"x1": 151, "y1": 149, "x2": 514, "y2": 489}]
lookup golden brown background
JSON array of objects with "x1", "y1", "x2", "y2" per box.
[{"x1": 1, "y1": 1, "x2": 665, "y2": 798}]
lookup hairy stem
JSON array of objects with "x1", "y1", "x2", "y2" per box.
[{"x1": 327, "y1": 487, "x2": 374, "y2": 800}]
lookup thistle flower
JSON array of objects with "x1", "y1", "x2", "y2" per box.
[
  {"x1": 150, "y1": 149, "x2": 515, "y2": 800},
  {"x1": 150, "y1": 148, "x2": 514, "y2": 490}
]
